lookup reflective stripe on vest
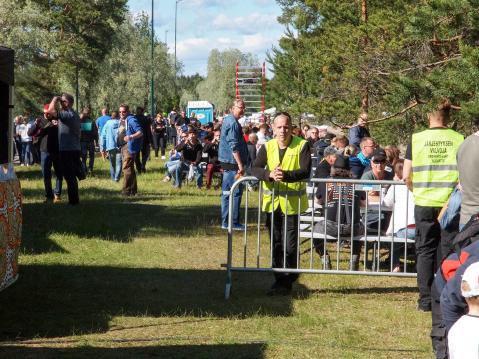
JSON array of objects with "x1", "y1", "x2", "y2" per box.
[
  {"x1": 262, "y1": 136, "x2": 308, "y2": 214},
  {"x1": 262, "y1": 189, "x2": 306, "y2": 196},
  {"x1": 412, "y1": 129, "x2": 463, "y2": 207}
]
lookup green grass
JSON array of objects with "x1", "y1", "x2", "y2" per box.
[{"x1": 0, "y1": 155, "x2": 433, "y2": 358}]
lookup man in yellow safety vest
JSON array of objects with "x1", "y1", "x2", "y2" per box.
[
  {"x1": 251, "y1": 112, "x2": 311, "y2": 295},
  {"x1": 403, "y1": 99, "x2": 463, "y2": 313}
]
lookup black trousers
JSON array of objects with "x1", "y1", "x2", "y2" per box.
[
  {"x1": 414, "y1": 205, "x2": 456, "y2": 309},
  {"x1": 266, "y1": 208, "x2": 299, "y2": 286},
  {"x1": 431, "y1": 281, "x2": 448, "y2": 359},
  {"x1": 152, "y1": 134, "x2": 166, "y2": 157},
  {"x1": 135, "y1": 143, "x2": 150, "y2": 173},
  {"x1": 59, "y1": 150, "x2": 80, "y2": 205}
]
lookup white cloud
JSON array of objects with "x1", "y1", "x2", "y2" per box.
[
  {"x1": 184, "y1": 0, "x2": 228, "y2": 8},
  {"x1": 176, "y1": 32, "x2": 278, "y2": 63},
  {"x1": 212, "y1": 12, "x2": 279, "y2": 34},
  {"x1": 176, "y1": 37, "x2": 211, "y2": 60}
]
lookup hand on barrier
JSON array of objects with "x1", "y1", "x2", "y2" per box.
[{"x1": 269, "y1": 166, "x2": 284, "y2": 182}]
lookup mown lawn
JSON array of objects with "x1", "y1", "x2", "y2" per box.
[{"x1": 0, "y1": 155, "x2": 433, "y2": 358}]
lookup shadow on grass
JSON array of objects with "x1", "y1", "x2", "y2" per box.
[
  {"x1": 0, "y1": 343, "x2": 266, "y2": 359},
  {"x1": 21, "y1": 192, "x2": 221, "y2": 254},
  {"x1": 299, "y1": 285, "x2": 418, "y2": 297},
  {"x1": 0, "y1": 265, "x2": 304, "y2": 340}
]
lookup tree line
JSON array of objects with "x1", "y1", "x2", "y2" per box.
[{"x1": 267, "y1": 0, "x2": 479, "y2": 144}]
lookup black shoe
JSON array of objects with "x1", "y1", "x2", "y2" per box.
[{"x1": 417, "y1": 303, "x2": 431, "y2": 312}]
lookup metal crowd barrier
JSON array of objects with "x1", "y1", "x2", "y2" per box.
[{"x1": 224, "y1": 176, "x2": 417, "y2": 299}]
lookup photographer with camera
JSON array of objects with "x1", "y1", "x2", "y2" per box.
[
  {"x1": 28, "y1": 104, "x2": 63, "y2": 202},
  {"x1": 47, "y1": 93, "x2": 81, "y2": 205}
]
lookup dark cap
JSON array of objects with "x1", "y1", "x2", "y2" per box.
[
  {"x1": 371, "y1": 148, "x2": 387, "y2": 162},
  {"x1": 333, "y1": 155, "x2": 350, "y2": 169}
]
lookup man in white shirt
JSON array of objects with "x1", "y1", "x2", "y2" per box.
[{"x1": 448, "y1": 261, "x2": 479, "y2": 359}]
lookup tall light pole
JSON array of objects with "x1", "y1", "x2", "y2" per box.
[
  {"x1": 165, "y1": 30, "x2": 168, "y2": 46},
  {"x1": 150, "y1": 0, "x2": 155, "y2": 117},
  {"x1": 174, "y1": 0, "x2": 183, "y2": 75}
]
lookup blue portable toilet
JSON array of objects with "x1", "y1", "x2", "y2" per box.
[{"x1": 187, "y1": 101, "x2": 214, "y2": 125}]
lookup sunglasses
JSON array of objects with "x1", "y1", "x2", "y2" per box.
[{"x1": 372, "y1": 160, "x2": 386, "y2": 164}]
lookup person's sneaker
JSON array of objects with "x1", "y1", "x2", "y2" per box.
[
  {"x1": 53, "y1": 195, "x2": 61, "y2": 203},
  {"x1": 161, "y1": 156, "x2": 166, "y2": 160},
  {"x1": 163, "y1": 176, "x2": 171, "y2": 183},
  {"x1": 232, "y1": 223, "x2": 246, "y2": 231},
  {"x1": 221, "y1": 225, "x2": 228, "y2": 230}
]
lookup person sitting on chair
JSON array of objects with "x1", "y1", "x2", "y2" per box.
[{"x1": 314, "y1": 155, "x2": 366, "y2": 270}]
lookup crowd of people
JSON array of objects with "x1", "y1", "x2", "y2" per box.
[{"x1": 12, "y1": 95, "x2": 479, "y2": 358}]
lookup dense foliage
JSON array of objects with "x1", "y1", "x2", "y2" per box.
[
  {"x1": 268, "y1": 0, "x2": 479, "y2": 143},
  {"x1": 0, "y1": 0, "x2": 182, "y2": 115}
]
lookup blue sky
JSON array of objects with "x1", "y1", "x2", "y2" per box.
[{"x1": 127, "y1": 0, "x2": 285, "y2": 76}]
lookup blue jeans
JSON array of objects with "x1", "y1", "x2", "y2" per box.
[
  {"x1": 172, "y1": 161, "x2": 203, "y2": 188},
  {"x1": 108, "y1": 148, "x2": 122, "y2": 181},
  {"x1": 221, "y1": 169, "x2": 243, "y2": 227},
  {"x1": 21, "y1": 141, "x2": 32, "y2": 165},
  {"x1": 40, "y1": 151, "x2": 63, "y2": 199}
]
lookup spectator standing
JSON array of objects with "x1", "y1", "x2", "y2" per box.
[
  {"x1": 218, "y1": 99, "x2": 250, "y2": 230},
  {"x1": 100, "y1": 111, "x2": 122, "y2": 182},
  {"x1": 251, "y1": 112, "x2": 311, "y2": 295},
  {"x1": 134, "y1": 107, "x2": 152, "y2": 173},
  {"x1": 79, "y1": 109, "x2": 98, "y2": 176},
  {"x1": 29, "y1": 105, "x2": 63, "y2": 202},
  {"x1": 151, "y1": 113, "x2": 167, "y2": 159},
  {"x1": 119, "y1": 104, "x2": 143, "y2": 196},
  {"x1": 13, "y1": 116, "x2": 23, "y2": 163},
  {"x1": 403, "y1": 99, "x2": 464, "y2": 312},
  {"x1": 457, "y1": 117, "x2": 479, "y2": 228},
  {"x1": 349, "y1": 113, "x2": 370, "y2": 149},
  {"x1": 247, "y1": 133, "x2": 258, "y2": 168},
  {"x1": 95, "y1": 107, "x2": 111, "y2": 150},
  {"x1": 176, "y1": 110, "x2": 189, "y2": 127},
  {"x1": 17, "y1": 117, "x2": 33, "y2": 166},
  {"x1": 447, "y1": 261, "x2": 479, "y2": 359},
  {"x1": 47, "y1": 93, "x2": 81, "y2": 205},
  {"x1": 168, "y1": 108, "x2": 178, "y2": 145}
]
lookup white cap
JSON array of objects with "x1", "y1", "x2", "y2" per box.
[{"x1": 461, "y1": 261, "x2": 479, "y2": 298}]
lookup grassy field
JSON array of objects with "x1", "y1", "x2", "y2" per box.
[{"x1": 0, "y1": 155, "x2": 433, "y2": 358}]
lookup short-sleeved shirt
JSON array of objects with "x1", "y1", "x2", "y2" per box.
[
  {"x1": 58, "y1": 109, "x2": 81, "y2": 151},
  {"x1": 448, "y1": 314, "x2": 479, "y2": 359}
]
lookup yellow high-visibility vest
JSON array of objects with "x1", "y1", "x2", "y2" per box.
[
  {"x1": 412, "y1": 128, "x2": 463, "y2": 207},
  {"x1": 262, "y1": 136, "x2": 308, "y2": 214}
]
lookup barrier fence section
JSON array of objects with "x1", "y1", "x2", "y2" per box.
[{"x1": 224, "y1": 176, "x2": 417, "y2": 299}]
